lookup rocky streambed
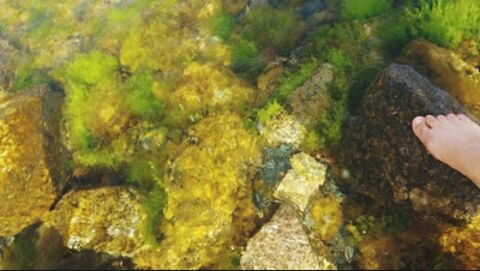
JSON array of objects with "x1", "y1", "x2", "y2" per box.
[{"x1": 2, "y1": 0, "x2": 480, "y2": 270}]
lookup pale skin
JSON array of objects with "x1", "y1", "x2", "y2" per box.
[{"x1": 412, "y1": 114, "x2": 480, "y2": 188}]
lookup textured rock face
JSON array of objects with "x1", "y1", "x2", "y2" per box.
[
  {"x1": 0, "y1": 38, "x2": 18, "y2": 92},
  {"x1": 340, "y1": 64, "x2": 480, "y2": 221},
  {"x1": 0, "y1": 88, "x2": 68, "y2": 236},
  {"x1": 274, "y1": 153, "x2": 327, "y2": 212},
  {"x1": 240, "y1": 204, "x2": 335, "y2": 270},
  {"x1": 260, "y1": 113, "x2": 306, "y2": 148},
  {"x1": 288, "y1": 63, "x2": 334, "y2": 127},
  {"x1": 45, "y1": 187, "x2": 146, "y2": 258},
  {"x1": 397, "y1": 39, "x2": 480, "y2": 117}
]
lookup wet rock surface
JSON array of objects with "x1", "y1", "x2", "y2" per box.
[
  {"x1": 340, "y1": 64, "x2": 480, "y2": 222},
  {"x1": 0, "y1": 37, "x2": 18, "y2": 92},
  {"x1": 288, "y1": 63, "x2": 334, "y2": 127},
  {"x1": 274, "y1": 152, "x2": 327, "y2": 212},
  {"x1": 240, "y1": 204, "x2": 335, "y2": 270},
  {"x1": 397, "y1": 39, "x2": 480, "y2": 118},
  {"x1": 45, "y1": 186, "x2": 146, "y2": 258},
  {"x1": 0, "y1": 87, "x2": 69, "y2": 236}
]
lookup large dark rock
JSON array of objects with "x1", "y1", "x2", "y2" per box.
[{"x1": 340, "y1": 64, "x2": 480, "y2": 222}]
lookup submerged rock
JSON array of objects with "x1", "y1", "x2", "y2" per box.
[
  {"x1": 340, "y1": 64, "x2": 480, "y2": 221},
  {"x1": 274, "y1": 153, "x2": 327, "y2": 212},
  {"x1": 0, "y1": 37, "x2": 18, "y2": 92},
  {"x1": 260, "y1": 112, "x2": 306, "y2": 148},
  {"x1": 45, "y1": 186, "x2": 146, "y2": 258},
  {"x1": 397, "y1": 39, "x2": 480, "y2": 118},
  {"x1": 439, "y1": 215, "x2": 480, "y2": 269},
  {"x1": 288, "y1": 63, "x2": 335, "y2": 127},
  {"x1": 240, "y1": 204, "x2": 335, "y2": 270},
  {"x1": 134, "y1": 114, "x2": 261, "y2": 270},
  {"x1": 0, "y1": 88, "x2": 69, "y2": 236}
]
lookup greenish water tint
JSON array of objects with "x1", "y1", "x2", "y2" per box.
[{"x1": 1, "y1": 0, "x2": 480, "y2": 269}]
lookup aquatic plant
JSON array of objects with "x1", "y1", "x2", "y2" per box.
[
  {"x1": 274, "y1": 59, "x2": 320, "y2": 104},
  {"x1": 406, "y1": 0, "x2": 480, "y2": 48},
  {"x1": 53, "y1": 51, "x2": 130, "y2": 168},
  {"x1": 240, "y1": 7, "x2": 302, "y2": 55},
  {"x1": 257, "y1": 100, "x2": 283, "y2": 124},
  {"x1": 229, "y1": 35, "x2": 266, "y2": 77},
  {"x1": 209, "y1": 12, "x2": 236, "y2": 41},
  {"x1": 134, "y1": 114, "x2": 261, "y2": 269},
  {"x1": 124, "y1": 71, "x2": 164, "y2": 119},
  {"x1": 342, "y1": 0, "x2": 393, "y2": 20}
]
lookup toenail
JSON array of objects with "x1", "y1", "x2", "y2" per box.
[{"x1": 413, "y1": 116, "x2": 425, "y2": 125}]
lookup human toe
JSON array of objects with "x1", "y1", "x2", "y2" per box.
[
  {"x1": 457, "y1": 114, "x2": 473, "y2": 123},
  {"x1": 446, "y1": 113, "x2": 460, "y2": 122},
  {"x1": 425, "y1": 115, "x2": 439, "y2": 128},
  {"x1": 412, "y1": 116, "x2": 431, "y2": 144}
]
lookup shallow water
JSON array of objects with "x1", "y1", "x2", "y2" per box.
[{"x1": 1, "y1": 0, "x2": 480, "y2": 269}]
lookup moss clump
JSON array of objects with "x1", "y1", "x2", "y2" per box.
[
  {"x1": 274, "y1": 59, "x2": 320, "y2": 104},
  {"x1": 257, "y1": 100, "x2": 283, "y2": 124},
  {"x1": 54, "y1": 51, "x2": 131, "y2": 168},
  {"x1": 342, "y1": 0, "x2": 393, "y2": 20},
  {"x1": 240, "y1": 7, "x2": 302, "y2": 55},
  {"x1": 406, "y1": 0, "x2": 480, "y2": 49},
  {"x1": 310, "y1": 195, "x2": 343, "y2": 242},
  {"x1": 134, "y1": 114, "x2": 261, "y2": 269},
  {"x1": 230, "y1": 36, "x2": 266, "y2": 77},
  {"x1": 210, "y1": 12, "x2": 236, "y2": 41},
  {"x1": 125, "y1": 71, "x2": 164, "y2": 119}
]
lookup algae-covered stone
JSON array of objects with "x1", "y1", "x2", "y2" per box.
[
  {"x1": 0, "y1": 88, "x2": 68, "y2": 236},
  {"x1": 274, "y1": 153, "x2": 327, "y2": 212},
  {"x1": 340, "y1": 64, "x2": 480, "y2": 221},
  {"x1": 288, "y1": 63, "x2": 335, "y2": 127},
  {"x1": 134, "y1": 113, "x2": 261, "y2": 270},
  {"x1": 260, "y1": 113, "x2": 306, "y2": 148},
  {"x1": 46, "y1": 187, "x2": 146, "y2": 258},
  {"x1": 0, "y1": 37, "x2": 18, "y2": 92},
  {"x1": 397, "y1": 39, "x2": 480, "y2": 117},
  {"x1": 240, "y1": 204, "x2": 335, "y2": 270},
  {"x1": 439, "y1": 215, "x2": 480, "y2": 269}
]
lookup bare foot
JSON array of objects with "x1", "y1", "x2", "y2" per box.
[{"x1": 412, "y1": 114, "x2": 480, "y2": 188}]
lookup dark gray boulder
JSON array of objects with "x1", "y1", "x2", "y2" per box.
[{"x1": 339, "y1": 64, "x2": 480, "y2": 222}]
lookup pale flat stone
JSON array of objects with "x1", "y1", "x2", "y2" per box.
[
  {"x1": 260, "y1": 113, "x2": 305, "y2": 148},
  {"x1": 240, "y1": 204, "x2": 335, "y2": 270},
  {"x1": 45, "y1": 186, "x2": 147, "y2": 258},
  {"x1": 274, "y1": 153, "x2": 327, "y2": 212}
]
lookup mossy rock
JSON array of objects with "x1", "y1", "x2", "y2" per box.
[
  {"x1": 0, "y1": 87, "x2": 70, "y2": 236},
  {"x1": 340, "y1": 64, "x2": 480, "y2": 222}
]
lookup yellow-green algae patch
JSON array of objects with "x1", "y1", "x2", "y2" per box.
[{"x1": 134, "y1": 113, "x2": 261, "y2": 269}]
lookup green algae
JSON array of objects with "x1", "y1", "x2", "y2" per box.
[
  {"x1": 240, "y1": 7, "x2": 301, "y2": 55},
  {"x1": 342, "y1": 0, "x2": 393, "y2": 20},
  {"x1": 2, "y1": 0, "x2": 480, "y2": 269},
  {"x1": 274, "y1": 59, "x2": 320, "y2": 104},
  {"x1": 406, "y1": 0, "x2": 480, "y2": 49}
]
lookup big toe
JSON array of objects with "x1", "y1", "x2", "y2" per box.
[{"x1": 412, "y1": 116, "x2": 431, "y2": 145}]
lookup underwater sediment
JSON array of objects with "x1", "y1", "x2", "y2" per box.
[{"x1": 2, "y1": 0, "x2": 480, "y2": 270}]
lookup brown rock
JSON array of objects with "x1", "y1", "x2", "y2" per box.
[
  {"x1": 240, "y1": 204, "x2": 335, "y2": 270},
  {"x1": 0, "y1": 88, "x2": 69, "y2": 236},
  {"x1": 0, "y1": 38, "x2": 18, "y2": 92},
  {"x1": 340, "y1": 64, "x2": 480, "y2": 222},
  {"x1": 397, "y1": 39, "x2": 480, "y2": 117},
  {"x1": 45, "y1": 186, "x2": 146, "y2": 259},
  {"x1": 288, "y1": 63, "x2": 334, "y2": 127}
]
